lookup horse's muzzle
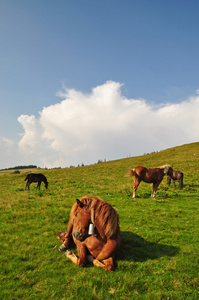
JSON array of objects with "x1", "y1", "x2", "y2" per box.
[{"x1": 73, "y1": 230, "x2": 87, "y2": 241}]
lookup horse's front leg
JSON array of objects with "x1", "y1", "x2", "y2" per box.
[
  {"x1": 65, "y1": 250, "x2": 79, "y2": 265},
  {"x1": 167, "y1": 176, "x2": 171, "y2": 187},
  {"x1": 65, "y1": 243, "x2": 87, "y2": 267},
  {"x1": 59, "y1": 215, "x2": 74, "y2": 251},
  {"x1": 151, "y1": 181, "x2": 161, "y2": 198}
]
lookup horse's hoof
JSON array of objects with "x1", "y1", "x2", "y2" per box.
[
  {"x1": 65, "y1": 250, "x2": 72, "y2": 257},
  {"x1": 59, "y1": 244, "x2": 68, "y2": 251}
]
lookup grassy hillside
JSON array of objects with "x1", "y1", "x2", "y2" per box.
[{"x1": 0, "y1": 142, "x2": 199, "y2": 299}]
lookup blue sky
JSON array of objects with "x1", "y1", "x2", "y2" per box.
[{"x1": 0, "y1": 0, "x2": 199, "y2": 169}]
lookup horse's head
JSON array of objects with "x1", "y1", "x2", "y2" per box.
[
  {"x1": 164, "y1": 165, "x2": 174, "y2": 177},
  {"x1": 45, "y1": 182, "x2": 48, "y2": 189},
  {"x1": 167, "y1": 166, "x2": 174, "y2": 179},
  {"x1": 72, "y1": 199, "x2": 91, "y2": 242},
  {"x1": 160, "y1": 165, "x2": 173, "y2": 176}
]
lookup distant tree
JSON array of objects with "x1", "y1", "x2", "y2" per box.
[
  {"x1": 0, "y1": 165, "x2": 37, "y2": 171},
  {"x1": 13, "y1": 170, "x2": 20, "y2": 174}
]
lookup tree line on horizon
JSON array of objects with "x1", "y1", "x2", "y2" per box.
[{"x1": 0, "y1": 165, "x2": 37, "y2": 171}]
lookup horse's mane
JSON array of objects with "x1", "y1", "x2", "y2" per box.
[
  {"x1": 91, "y1": 197, "x2": 119, "y2": 239},
  {"x1": 158, "y1": 164, "x2": 171, "y2": 169},
  {"x1": 70, "y1": 195, "x2": 119, "y2": 239},
  {"x1": 70, "y1": 195, "x2": 94, "y2": 216}
]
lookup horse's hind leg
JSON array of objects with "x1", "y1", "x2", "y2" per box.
[
  {"x1": 87, "y1": 255, "x2": 105, "y2": 268},
  {"x1": 25, "y1": 182, "x2": 30, "y2": 190},
  {"x1": 102, "y1": 257, "x2": 114, "y2": 270},
  {"x1": 87, "y1": 256, "x2": 114, "y2": 270},
  {"x1": 133, "y1": 178, "x2": 140, "y2": 198},
  {"x1": 37, "y1": 182, "x2": 41, "y2": 190}
]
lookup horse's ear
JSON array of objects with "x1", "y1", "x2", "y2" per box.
[{"x1": 76, "y1": 199, "x2": 84, "y2": 208}]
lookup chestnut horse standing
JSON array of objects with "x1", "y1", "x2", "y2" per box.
[
  {"x1": 127, "y1": 165, "x2": 174, "y2": 198},
  {"x1": 167, "y1": 170, "x2": 183, "y2": 189},
  {"x1": 58, "y1": 195, "x2": 121, "y2": 270},
  {"x1": 25, "y1": 173, "x2": 48, "y2": 190}
]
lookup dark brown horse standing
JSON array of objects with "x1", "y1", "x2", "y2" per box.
[
  {"x1": 58, "y1": 195, "x2": 121, "y2": 270},
  {"x1": 167, "y1": 170, "x2": 183, "y2": 189},
  {"x1": 25, "y1": 173, "x2": 48, "y2": 190},
  {"x1": 127, "y1": 165, "x2": 174, "y2": 198}
]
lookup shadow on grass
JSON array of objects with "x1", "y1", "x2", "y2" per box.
[
  {"x1": 117, "y1": 231, "x2": 179, "y2": 262},
  {"x1": 57, "y1": 231, "x2": 179, "y2": 270}
]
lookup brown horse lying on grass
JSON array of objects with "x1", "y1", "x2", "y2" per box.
[
  {"x1": 167, "y1": 170, "x2": 183, "y2": 189},
  {"x1": 25, "y1": 173, "x2": 48, "y2": 190},
  {"x1": 127, "y1": 165, "x2": 174, "y2": 198},
  {"x1": 58, "y1": 195, "x2": 121, "y2": 270}
]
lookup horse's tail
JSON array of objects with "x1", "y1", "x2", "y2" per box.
[
  {"x1": 24, "y1": 175, "x2": 28, "y2": 181},
  {"x1": 125, "y1": 168, "x2": 136, "y2": 177},
  {"x1": 180, "y1": 172, "x2": 183, "y2": 189}
]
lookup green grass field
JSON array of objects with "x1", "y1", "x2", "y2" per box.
[{"x1": 0, "y1": 142, "x2": 199, "y2": 299}]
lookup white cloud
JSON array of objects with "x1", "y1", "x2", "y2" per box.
[
  {"x1": 9, "y1": 80, "x2": 199, "y2": 168},
  {"x1": 0, "y1": 137, "x2": 14, "y2": 147},
  {"x1": 0, "y1": 136, "x2": 22, "y2": 169}
]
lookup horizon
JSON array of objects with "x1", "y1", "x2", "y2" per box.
[{"x1": 1, "y1": 141, "x2": 197, "y2": 171}]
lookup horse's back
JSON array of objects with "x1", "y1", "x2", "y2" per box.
[
  {"x1": 134, "y1": 166, "x2": 147, "y2": 176},
  {"x1": 173, "y1": 170, "x2": 183, "y2": 179},
  {"x1": 30, "y1": 173, "x2": 39, "y2": 182},
  {"x1": 26, "y1": 173, "x2": 46, "y2": 182},
  {"x1": 134, "y1": 166, "x2": 165, "y2": 182},
  {"x1": 177, "y1": 171, "x2": 183, "y2": 180},
  {"x1": 134, "y1": 166, "x2": 152, "y2": 177},
  {"x1": 37, "y1": 173, "x2": 47, "y2": 181}
]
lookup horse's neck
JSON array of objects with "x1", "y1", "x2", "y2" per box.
[{"x1": 94, "y1": 219, "x2": 107, "y2": 241}]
